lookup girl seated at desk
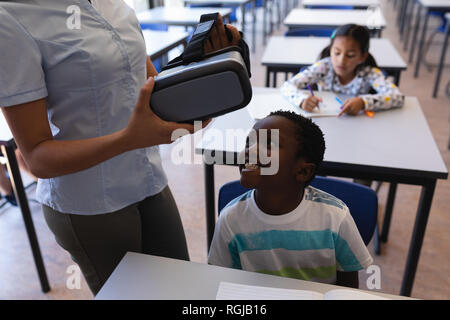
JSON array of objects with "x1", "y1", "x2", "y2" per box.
[{"x1": 281, "y1": 24, "x2": 405, "y2": 116}]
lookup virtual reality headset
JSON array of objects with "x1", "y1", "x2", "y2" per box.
[{"x1": 149, "y1": 13, "x2": 252, "y2": 124}]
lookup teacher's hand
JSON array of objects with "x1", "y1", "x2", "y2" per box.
[
  {"x1": 123, "y1": 77, "x2": 211, "y2": 150},
  {"x1": 204, "y1": 14, "x2": 241, "y2": 54}
]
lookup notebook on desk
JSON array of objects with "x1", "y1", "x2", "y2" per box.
[
  {"x1": 246, "y1": 90, "x2": 350, "y2": 120},
  {"x1": 216, "y1": 282, "x2": 389, "y2": 300}
]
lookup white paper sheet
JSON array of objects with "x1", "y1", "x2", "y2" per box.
[
  {"x1": 216, "y1": 282, "x2": 324, "y2": 300},
  {"x1": 246, "y1": 91, "x2": 349, "y2": 120},
  {"x1": 216, "y1": 282, "x2": 391, "y2": 300}
]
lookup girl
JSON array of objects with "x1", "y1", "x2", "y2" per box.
[{"x1": 281, "y1": 24, "x2": 404, "y2": 116}]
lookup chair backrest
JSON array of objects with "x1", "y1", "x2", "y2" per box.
[
  {"x1": 218, "y1": 176, "x2": 377, "y2": 245},
  {"x1": 284, "y1": 27, "x2": 335, "y2": 37}
]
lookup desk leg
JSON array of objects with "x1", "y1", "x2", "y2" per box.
[
  {"x1": 432, "y1": 22, "x2": 450, "y2": 98},
  {"x1": 400, "y1": 179, "x2": 436, "y2": 297},
  {"x1": 399, "y1": 0, "x2": 409, "y2": 38},
  {"x1": 241, "y1": 4, "x2": 246, "y2": 37},
  {"x1": 265, "y1": 68, "x2": 271, "y2": 88},
  {"x1": 394, "y1": 71, "x2": 401, "y2": 86},
  {"x1": 414, "y1": 8, "x2": 429, "y2": 78},
  {"x1": 408, "y1": 4, "x2": 422, "y2": 63},
  {"x1": 263, "y1": 0, "x2": 267, "y2": 46},
  {"x1": 403, "y1": 1, "x2": 414, "y2": 51},
  {"x1": 1, "y1": 144, "x2": 50, "y2": 293},
  {"x1": 204, "y1": 162, "x2": 216, "y2": 252},
  {"x1": 380, "y1": 182, "x2": 397, "y2": 243},
  {"x1": 396, "y1": 0, "x2": 405, "y2": 28},
  {"x1": 252, "y1": 0, "x2": 256, "y2": 53}
]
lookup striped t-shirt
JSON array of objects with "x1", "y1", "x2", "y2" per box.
[{"x1": 208, "y1": 186, "x2": 373, "y2": 284}]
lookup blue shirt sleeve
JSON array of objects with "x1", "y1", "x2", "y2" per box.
[{"x1": 0, "y1": 8, "x2": 48, "y2": 107}]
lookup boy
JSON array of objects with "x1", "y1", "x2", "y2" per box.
[{"x1": 208, "y1": 111, "x2": 373, "y2": 288}]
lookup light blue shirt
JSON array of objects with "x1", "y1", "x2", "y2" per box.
[{"x1": 0, "y1": 0, "x2": 168, "y2": 214}]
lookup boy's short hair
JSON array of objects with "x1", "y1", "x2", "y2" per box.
[{"x1": 268, "y1": 110, "x2": 326, "y2": 182}]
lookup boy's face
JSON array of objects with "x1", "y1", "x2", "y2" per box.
[{"x1": 239, "y1": 116, "x2": 314, "y2": 191}]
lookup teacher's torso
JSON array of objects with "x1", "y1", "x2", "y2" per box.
[{"x1": 0, "y1": 0, "x2": 168, "y2": 214}]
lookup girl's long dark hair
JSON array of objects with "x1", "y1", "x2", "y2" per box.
[{"x1": 319, "y1": 24, "x2": 378, "y2": 70}]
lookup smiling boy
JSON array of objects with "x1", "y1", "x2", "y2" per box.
[{"x1": 208, "y1": 111, "x2": 373, "y2": 288}]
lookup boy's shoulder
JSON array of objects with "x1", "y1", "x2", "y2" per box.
[
  {"x1": 304, "y1": 185, "x2": 348, "y2": 213},
  {"x1": 219, "y1": 189, "x2": 253, "y2": 216}
]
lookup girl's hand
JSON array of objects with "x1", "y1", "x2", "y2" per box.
[
  {"x1": 301, "y1": 95, "x2": 323, "y2": 112},
  {"x1": 338, "y1": 97, "x2": 365, "y2": 116},
  {"x1": 122, "y1": 77, "x2": 211, "y2": 150}
]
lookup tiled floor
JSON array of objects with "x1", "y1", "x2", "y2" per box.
[{"x1": 0, "y1": 0, "x2": 448, "y2": 299}]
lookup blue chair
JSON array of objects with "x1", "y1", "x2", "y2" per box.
[
  {"x1": 423, "y1": 11, "x2": 449, "y2": 72},
  {"x1": 139, "y1": 23, "x2": 168, "y2": 73},
  {"x1": 218, "y1": 176, "x2": 378, "y2": 245}
]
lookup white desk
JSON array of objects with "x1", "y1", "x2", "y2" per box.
[
  {"x1": 96, "y1": 252, "x2": 413, "y2": 299},
  {"x1": 284, "y1": 8, "x2": 386, "y2": 37},
  {"x1": 142, "y1": 30, "x2": 189, "y2": 62},
  {"x1": 0, "y1": 115, "x2": 12, "y2": 142},
  {"x1": 195, "y1": 87, "x2": 448, "y2": 297},
  {"x1": 0, "y1": 114, "x2": 50, "y2": 293},
  {"x1": 136, "y1": 7, "x2": 232, "y2": 27},
  {"x1": 407, "y1": 0, "x2": 450, "y2": 78},
  {"x1": 302, "y1": 0, "x2": 381, "y2": 9},
  {"x1": 261, "y1": 37, "x2": 407, "y2": 86}
]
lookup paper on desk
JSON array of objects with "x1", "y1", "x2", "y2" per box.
[
  {"x1": 216, "y1": 282, "x2": 324, "y2": 300},
  {"x1": 216, "y1": 282, "x2": 390, "y2": 300},
  {"x1": 246, "y1": 91, "x2": 346, "y2": 120}
]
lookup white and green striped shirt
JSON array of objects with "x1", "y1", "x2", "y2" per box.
[{"x1": 208, "y1": 186, "x2": 373, "y2": 284}]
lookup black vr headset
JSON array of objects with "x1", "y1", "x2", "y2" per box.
[{"x1": 149, "y1": 13, "x2": 252, "y2": 123}]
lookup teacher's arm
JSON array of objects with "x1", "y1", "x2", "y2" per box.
[{"x1": 1, "y1": 78, "x2": 204, "y2": 179}]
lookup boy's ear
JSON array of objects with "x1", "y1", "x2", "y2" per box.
[{"x1": 295, "y1": 159, "x2": 316, "y2": 184}]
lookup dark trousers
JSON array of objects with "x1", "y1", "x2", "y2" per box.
[{"x1": 42, "y1": 186, "x2": 189, "y2": 295}]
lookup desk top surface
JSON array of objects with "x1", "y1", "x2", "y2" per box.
[
  {"x1": 419, "y1": 0, "x2": 450, "y2": 9},
  {"x1": 142, "y1": 30, "x2": 189, "y2": 59},
  {"x1": 196, "y1": 88, "x2": 448, "y2": 179},
  {"x1": 262, "y1": 37, "x2": 407, "y2": 69},
  {"x1": 96, "y1": 252, "x2": 414, "y2": 300},
  {"x1": 284, "y1": 8, "x2": 386, "y2": 28},
  {"x1": 137, "y1": 7, "x2": 232, "y2": 26},
  {"x1": 302, "y1": 0, "x2": 380, "y2": 6}
]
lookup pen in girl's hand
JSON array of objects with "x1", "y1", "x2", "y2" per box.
[
  {"x1": 308, "y1": 84, "x2": 320, "y2": 110},
  {"x1": 335, "y1": 96, "x2": 344, "y2": 109},
  {"x1": 307, "y1": 84, "x2": 314, "y2": 96}
]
